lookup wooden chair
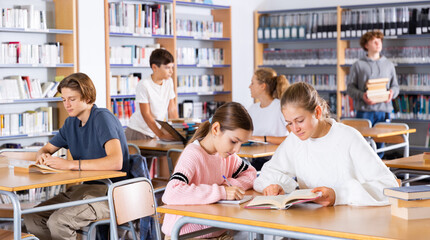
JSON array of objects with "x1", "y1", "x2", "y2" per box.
[
  {"x1": 108, "y1": 177, "x2": 161, "y2": 240},
  {"x1": 340, "y1": 118, "x2": 372, "y2": 128},
  {"x1": 373, "y1": 122, "x2": 410, "y2": 158}
]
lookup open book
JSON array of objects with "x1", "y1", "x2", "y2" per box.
[
  {"x1": 245, "y1": 189, "x2": 321, "y2": 209},
  {"x1": 10, "y1": 159, "x2": 64, "y2": 174}
]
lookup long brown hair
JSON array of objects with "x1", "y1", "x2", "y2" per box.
[
  {"x1": 189, "y1": 102, "x2": 253, "y2": 143},
  {"x1": 280, "y1": 82, "x2": 330, "y2": 118},
  {"x1": 254, "y1": 68, "x2": 289, "y2": 99}
]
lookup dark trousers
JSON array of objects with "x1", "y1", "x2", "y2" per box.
[{"x1": 356, "y1": 111, "x2": 389, "y2": 158}]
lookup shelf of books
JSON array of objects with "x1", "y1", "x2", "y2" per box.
[
  {"x1": 255, "y1": 1, "x2": 430, "y2": 153},
  {"x1": 254, "y1": 7, "x2": 339, "y2": 117},
  {"x1": 105, "y1": 0, "x2": 231, "y2": 124},
  {"x1": 0, "y1": 0, "x2": 78, "y2": 148}
]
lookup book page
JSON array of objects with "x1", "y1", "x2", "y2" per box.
[{"x1": 217, "y1": 195, "x2": 253, "y2": 205}]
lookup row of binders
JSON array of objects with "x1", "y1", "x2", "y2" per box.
[
  {"x1": 287, "y1": 74, "x2": 336, "y2": 91},
  {"x1": 179, "y1": 100, "x2": 224, "y2": 120},
  {"x1": 176, "y1": 47, "x2": 224, "y2": 66},
  {"x1": 344, "y1": 46, "x2": 430, "y2": 65},
  {"x1": 0, "y1": 76, "x2": 60, "y2": 100},
  {"x1": 176, "y1": 18, "x2": 223, "y2": 38},
  {"x1": 0, "y1": 106, "x2": 55, "y2": 136},
  {"x1": 110, "y1": 74, "x2": 139, "y2": 96},
  {"x1": 392, "y1": 95, "x2": 430, "y2": 121},
  {"x1": 177, "y1": 74, "x2": 224, "y2": 93},
  {"x1": 263, "y1": 48, "x2": 337, "y2": 66},
  {"x1": 341, "y1": 7, "x2": 430, "y2": 38},
  {"x1": 109, "y1": 44, "x2": 159, "y2": 65},
  {"x1": 0, "y1": 5, "x2": 47, "y2": 29},
  {"x1": 111, "y1": 98, "x2": 135, "y2": 127},
  {"x1": 0, "y1": 42, "x2": 64, "y2": 65},
  {"x1": 257, "y1": 11, "x2": 337, "y2": 40},
  {"x1": 398, "y1": 73, "x2": 430, "y2": 91},
  {"x1": 108, "y1": 2, "x2": 172, "y2": 36}
]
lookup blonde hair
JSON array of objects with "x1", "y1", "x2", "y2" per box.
[
  {"x1": 189, "y1": 102, "x2": 253, "y2": 143},
  {"x1": 280, "y1": 82, "x2": 330, "y2": 118},
  {"x1": 254, "y1": 68, "x2": 289, "y2": 99}
]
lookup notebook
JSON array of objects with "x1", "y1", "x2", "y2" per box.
[{"x1": 156, "y1": 120, "x2": 187, "y2": 145}]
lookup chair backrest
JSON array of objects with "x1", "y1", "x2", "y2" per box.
[
  {"x1": 373, "y1": 122, "x2": 409, "y2": 144},
  {"x1": 127, "y1": 143, "x2": 140, "y2": 155},
  {"x1": 0, "y1": 149, "x2": 37, "y2": 161},
  {"x1": 108, "y1": 177, "x2": 161, "y2": 240},
  {"x1": 340, "y1": 118, "x2": 372, "y2": 128},
  {"x1": 166, "y1": 149, "x2": 182, "y2": 176}
]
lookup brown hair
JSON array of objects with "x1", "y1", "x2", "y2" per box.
[
  {"x1": 189, "y1": 102, "x2": 253, "y2": 143},
  {"x1": 254, "y1": 68, "x2": 289, "y2": 99},
  {"x1": 57, "y1": 72, "x2": 96, "y2": 104},
  {"x1": 150, "y1": 48, "x2": 174, "y2": 67},
  {"x1": 280, "y1": 82, "x2": 330, "y2": 118},
  {"x1": 360, "y1": 30, "x2": 384, "y2": 52}
]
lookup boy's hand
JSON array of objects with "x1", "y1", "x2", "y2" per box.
[
  {"x1": 159, "y1": 132, "x2": 176, "y2": 141},
  {"x1": 36, "y1": 153, "x2": 51, "y2": 165},
  {"x1": 224, "y1": 186, "x2": 245, "y2": 200},
  {"x1": 363, "y1": 92, "x2": 376, "y2": 105},
  {"x1": 263, "y1": 184, "x2": 285, "y2": 196},
  {"x1": 385, "y1": 89, "x2": 393, "y2": 103},
  {"x1": 311, "y1": 187, "x2": 336, "y2": 207},
  {"x1": 40, "y1": 156, "x2": 74, "y2": 170}
]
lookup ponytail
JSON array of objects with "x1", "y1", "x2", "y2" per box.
[
  {"x1": 188, "y1": 102, "x2": 253, "y2": 144},
  {"x1": 254, "y1": 68, "x2": 290, "y2": 99}
]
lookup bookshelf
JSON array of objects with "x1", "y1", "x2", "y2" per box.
[
  {"x1": 104, "y1": 0, "x2": 231, "y2": 124},
  {"x1": 0, "y1": 0, "x2": 78, "y2": 147},
  {"x1": 254, "y1": 1, "x2": 430, "y2": 154}
]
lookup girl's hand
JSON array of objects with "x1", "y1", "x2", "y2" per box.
[
  {"x1": 42, "y1": 156, "x2": 74, "y2": 170},
  {"x1": 312, "y1": 187, "x2": 336, "y2": 207},
  {"x1": 263, "y1": 184, "x2": 285, "y2": 196},
  {"x1": 224, "y1": 186, "x2": 245, "y2": 200}
]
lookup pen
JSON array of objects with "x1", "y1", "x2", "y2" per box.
[{"x1": 222, "y1": 175, "x2": 232, "y2": 186}]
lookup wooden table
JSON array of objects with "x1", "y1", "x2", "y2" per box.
[
  {"x1": 158, "y1": 201, "x2": 430, "y2": 240},
  {"x1": 350, "y1": 127, "x2": 416, "y2": 157},
  {"x1": 0, "y1": 167, "x2": 126, "y2": 239},
  {"x1": 128, "y1": 139, "x2": 279, "y2": 158},
  {"x1": 383, "y1": 154, "x2": 430, "y2": 186}
]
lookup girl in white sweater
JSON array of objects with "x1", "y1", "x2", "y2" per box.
[{"x1": 254, "y1": 82, "x2": 398, "y2": 206}]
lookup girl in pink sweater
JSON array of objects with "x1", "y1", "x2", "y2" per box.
[{"x1": 162, "y1": 102, "x2": 257, "y2": 239}]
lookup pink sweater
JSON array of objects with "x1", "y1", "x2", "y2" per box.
[{"x1": 161, "y1": 141, "x2": 257, "y2": 237}]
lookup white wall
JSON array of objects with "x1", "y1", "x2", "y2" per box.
[{"x1": 78, "y1": 0, "x2": 107, "y2": 107}]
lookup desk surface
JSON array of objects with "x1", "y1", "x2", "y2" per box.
[
  {"x1": 0, "y1": 167, "x2": 126, "y2": 191},
  {"x1": 128, "y1": 139, "x2": 278, "y2": 158},
  {"x1": 158, "y1": 201, "x2": 430, "y2": 240},
  {"x1": 383, "y1": 154, "x2": 430, "y2": 171},
  {"x1": 353, "y1": 127, "x2": 416, "y2": 138}
]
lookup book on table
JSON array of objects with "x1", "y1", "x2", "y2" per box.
[
  {"x1": 217, "y1": 195, "x2": 253, "y2": 205},
  {"x1": 245, "y1": 189, "x2": 321, "y2": 209},
  {"x1": 389, "y1": 198, "x2": 430, "y2": 220},
  {"x1": 9, "y1": 159, "x2": 64, "y2": 174},
  {"x1": 384, "y1": 185, "x2": 430, "y2": 200}
]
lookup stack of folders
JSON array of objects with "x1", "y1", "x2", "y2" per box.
[
  {"x1": 384, "y1": 185, "x2": 430, "y2": 220},
  {"x1": 366, "y1": 78, "x2": 390, "y2": 103}
]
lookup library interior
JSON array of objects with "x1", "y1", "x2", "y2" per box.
[{"x1": 1, "y1": 0, "x2": 430, "y2": 239}]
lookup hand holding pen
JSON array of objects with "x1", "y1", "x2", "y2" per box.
[{"x1": 222, "y1": 175, "x2": 245, "y2": 200}]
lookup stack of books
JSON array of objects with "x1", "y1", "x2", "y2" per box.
[
  {"x1": 366, "y1": 78, "x2": 390, "y2": 103},
  {"x1": 384, "y1": 185, "x2": 430, "y2": 220}
]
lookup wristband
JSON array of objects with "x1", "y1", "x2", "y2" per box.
[
  {"x1": 79, "y1": 159, "x2": 81, "y2": 171},
  {"x1": 264, "y1": 136, "x2": 267, "y2": 142}
]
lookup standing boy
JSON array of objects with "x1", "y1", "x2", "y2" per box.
[
  {"x1": 125, "y1": 48, "x2": 178, "y2": 140},
  {"x1": 347, "y1": 30, "x2": 399, "y2": 158},
  {"x1": 24, "y1": 72, "x2": 129, "y2": 240}
]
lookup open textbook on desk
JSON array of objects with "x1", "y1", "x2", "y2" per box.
[
  {"x1": 245, "y1": 189, "x2": 321, "y2": 209},
  {"x1": 8, "y1": 159, "x2": 64, "y2": 174}
]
